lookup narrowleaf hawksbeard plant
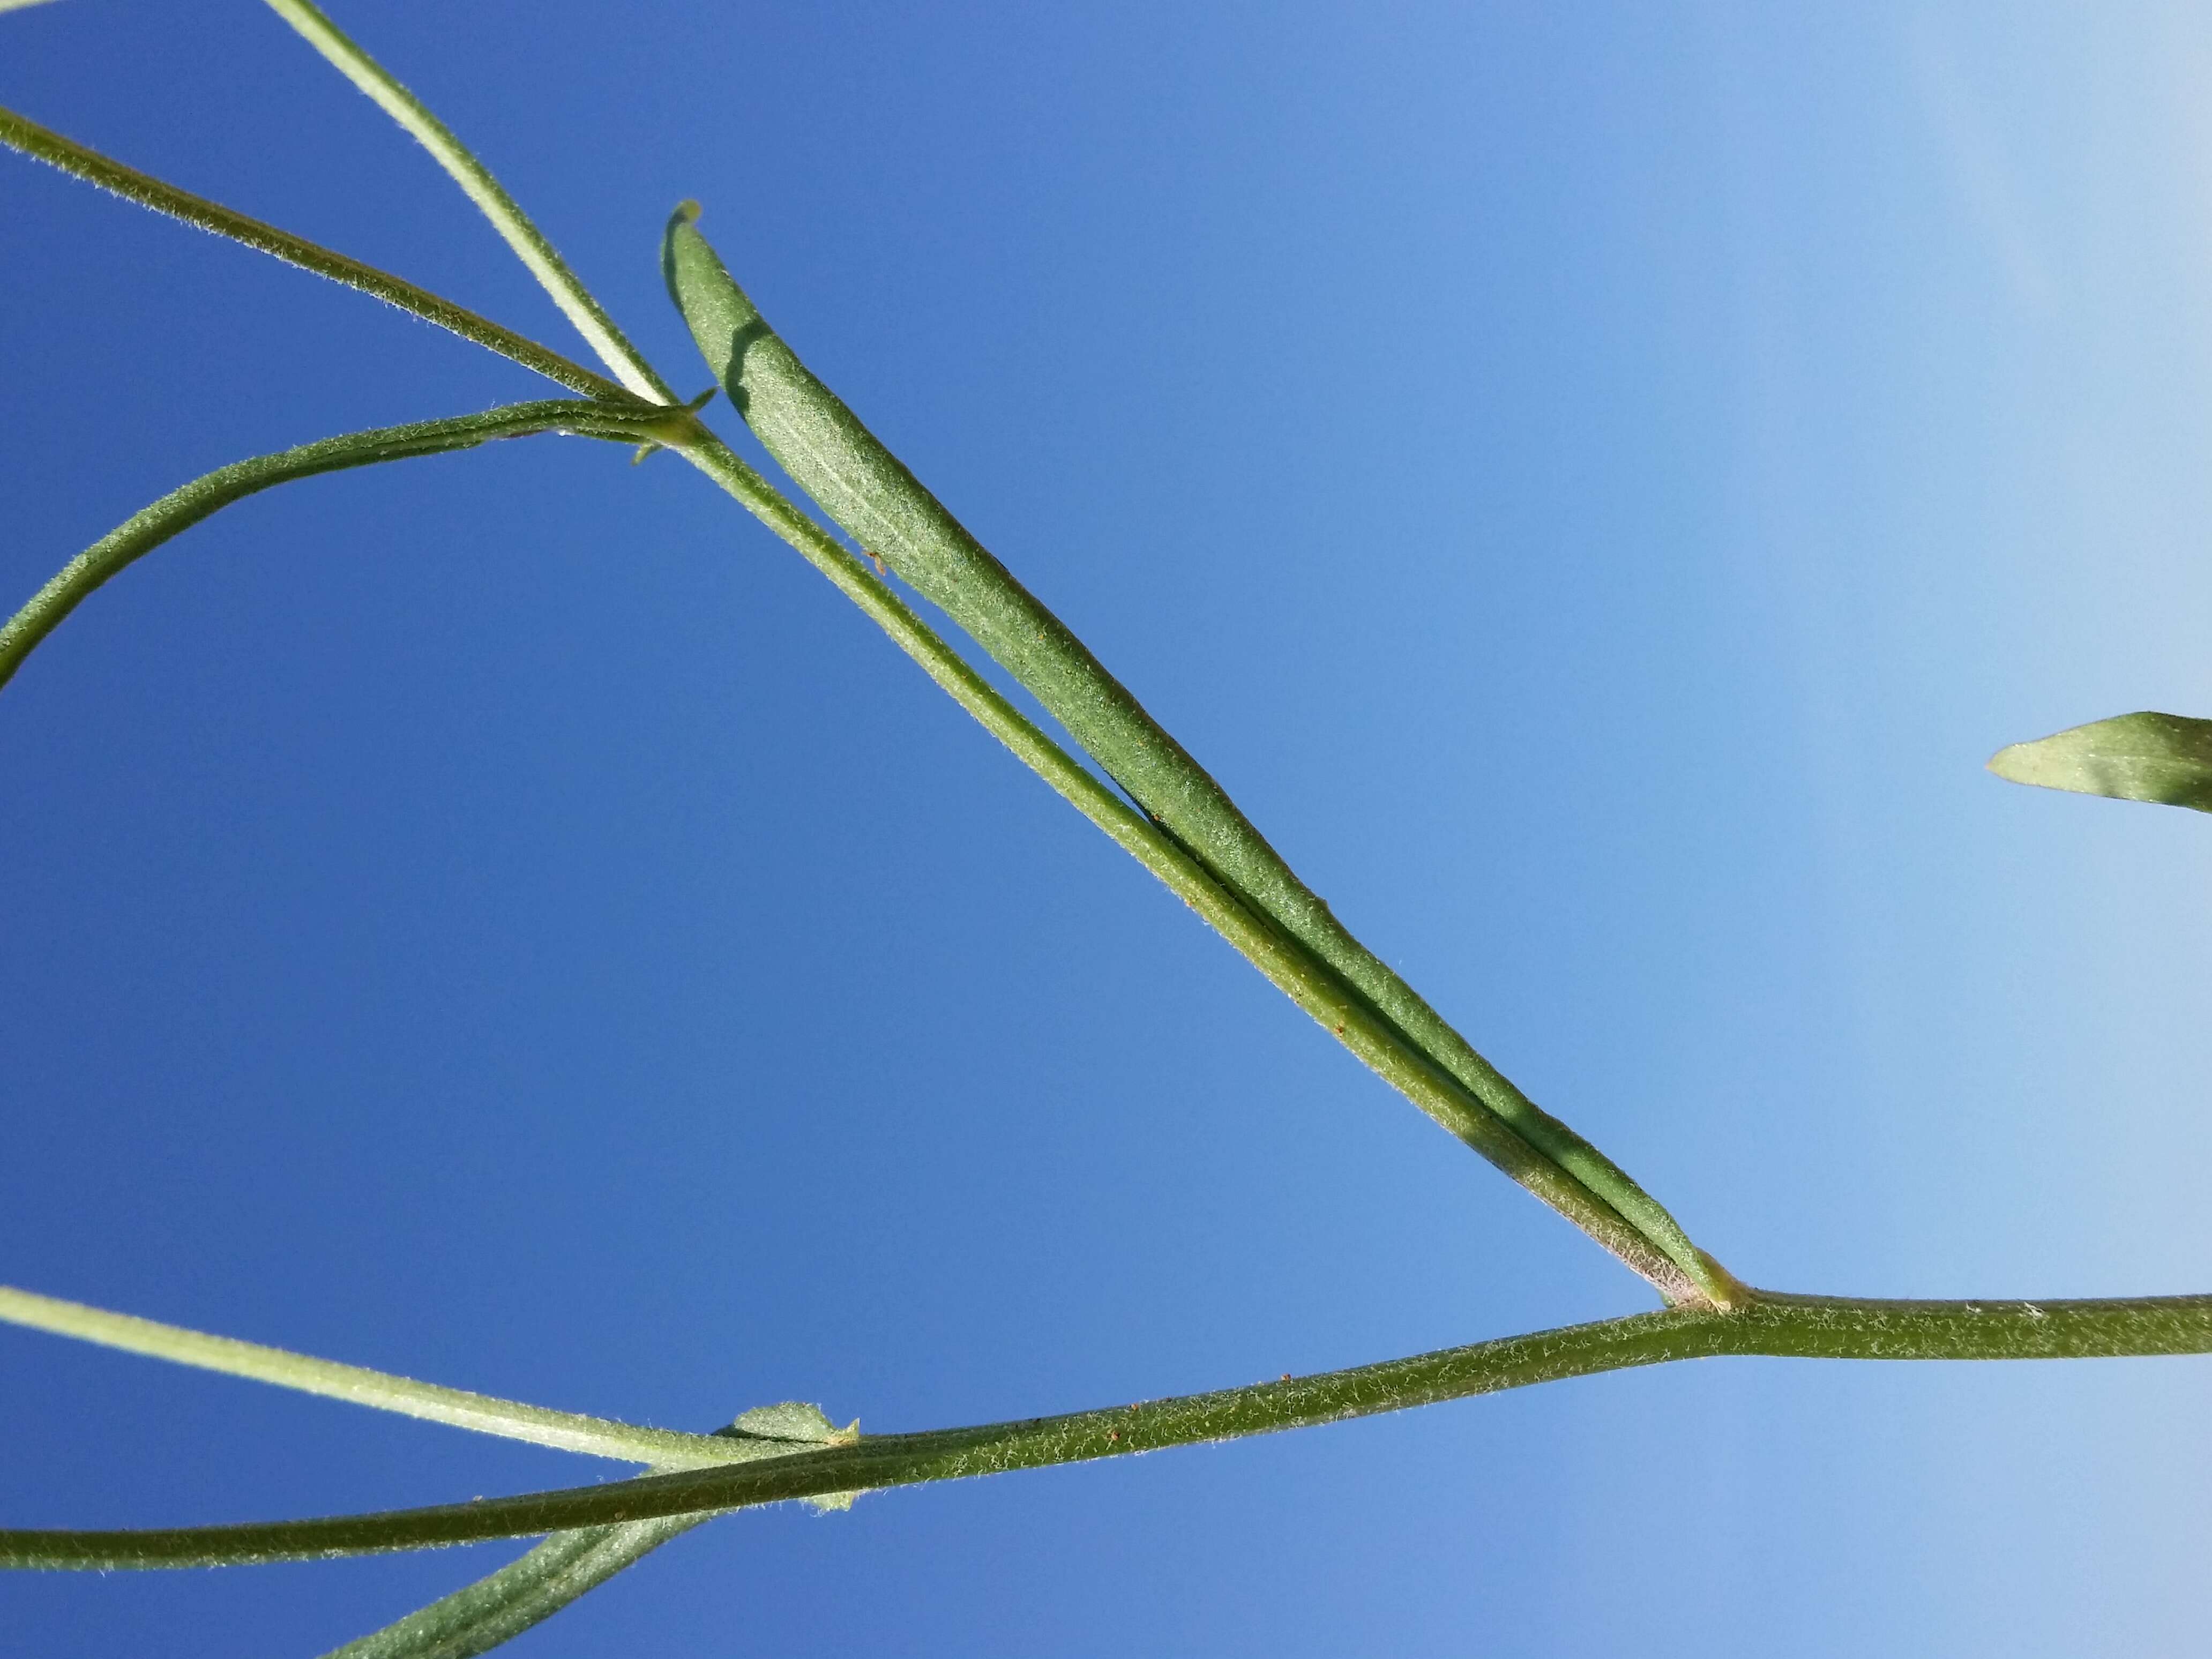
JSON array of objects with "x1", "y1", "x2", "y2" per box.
[{"x1": 5, "y1": 4, "x2": 2212, "y2": 1655}]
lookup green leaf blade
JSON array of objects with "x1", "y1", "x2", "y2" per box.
[
  {"x1": 1989, "y1": 712, "x2": 2212, "y2": 813},
  {"x1": 660, "y1": 204, "x2": 1725, "y2": 1304}
]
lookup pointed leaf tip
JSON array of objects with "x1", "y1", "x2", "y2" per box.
[{"x1": 1988, "y1": 711, "x2": 2212, "y2": 814}]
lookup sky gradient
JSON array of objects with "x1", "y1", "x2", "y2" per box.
[{"x1": 5, "y1": 3, "x2": 2212, "y2": 1654}]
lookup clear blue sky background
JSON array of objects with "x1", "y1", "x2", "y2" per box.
[{"x1": 6, "y1": 3, "x2": 2212, "y2": 1654}]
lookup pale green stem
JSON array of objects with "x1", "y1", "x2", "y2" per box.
[
  {"x1": 11, "y1": 1288, "x2": 2210, "y2": 1570},
  {"x1": 0, "y1": 105, "x2": 627, "y2": 401},
  {"x1": 664, "y1": 423, "x2": 1702, "y2": 1300},
  {"x1": 0, "y1": 1286, "x2": 743, "y2": 1470},
  {"x1": 260, "y1": 0, "x2": 677, "y2": 406},
  {"x1": 8, "y1": 1282, "x2": 833, "y2": 1650},
  {"x1": 0, "y1": 400, "x2": 673, "y2": 694}
]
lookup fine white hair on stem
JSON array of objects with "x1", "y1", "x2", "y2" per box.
[{"x1": 264, "y1": 0, "x2": 677, "y2": 405}]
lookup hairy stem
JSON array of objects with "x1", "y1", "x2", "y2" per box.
[
  {"x1": 9, "y1": 1289, "x2": 2208, "y2": 1570},
  {"x1": 0, "y1": 105, "x2": 627, "y2": 400},
  {"x1": 261, "y1": 0, "x2": 677, "y2": 406},
  {"x1": 0, "y1": 1286, "x2": 745, "y2": 1469},
  {"x1": 320, "y1": 1519, "x2": 709, "y2": 1659},
  {"x1": 0, "y1": 399, "x2": 672, "y2": 694}
]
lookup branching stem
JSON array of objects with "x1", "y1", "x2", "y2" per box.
[
  {"x1": 0, "y1": 104, "x2": 627, "y2": 400},
  {"x1": 664, "y1": 423, "x2": 1705, "y2": 1299},
  {"x1": 10, "y1": 1289, "x2": 2209, "y2": 1570},
  {"x1": 261, "y1": 0, "x2": 678, "y2": 405},
  {"x1": 661, "y1": 216, "x2": 1728, "y2": 1302},
  {"x1": 0, "y1": 24, "x2": 1729, "y2": 1302}
]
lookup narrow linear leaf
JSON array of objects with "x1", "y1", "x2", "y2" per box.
[
  {"x1": 659, "y1": 205, "x2": 1725, "y2": 1302},
  {"x1": 666, "y1": 430, "x2": 1702, "y2": 1298},
  {"x1": 0, "y1": 400, "x2": 668, "y2": 696},
  {"x1": 1989, "y1": 711, "x2": 2212, "y2": 813}
]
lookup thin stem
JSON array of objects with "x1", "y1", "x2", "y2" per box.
[
  {"x1": 0, "y1": 105, "x2": 628, "y2": 401},
  {"x1": 0, "y1": 1286, "x2": 744, "y2": 1471},
  {"x1": 11, "y1": 1288, "x2": 2209, "y2": 1570},
  {"x1": 0, "y1": 399, "x2": 674, "y2": 694},
  {"x1": 261, "y1": 0, "x2": 677, "y2": 406},
  {"x1": 666, "y1": 423, "x2": 1702, "y2": 1300}
]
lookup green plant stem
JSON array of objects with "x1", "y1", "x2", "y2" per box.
[
  {"x1": 261, "y1": 0, "x2": 678, "y2": 407},
  {"x1": 0, "y1": 400, "x2": 671, "y2": 694},
  {"x1": 322, "y1": 1417, "x2": 853, "y2": 1659},
  {"x1": 0, "y1": 1286, "x2": 745, "y2": 1470},
  {"x1": 665, "y1": 423, "x2": 1701, "y2": 1299},
  {"x1": 661, "y1": 215, "x2": 1727, "y2": 1304},
  {"x1": 5, "y1": 1283, "x2": 848, "y2": 1649},
  {"x1": 11, "y1": 1288, "x2": 2209, "y2": 1571},
  {"x1": 1, "y1": 62, "x2": 1720, "y2": 1302},
  {"x1": 0, "y1": 104, "x2": 629, "y2": 401},
  {"x1": 322, "y1": 1519, "x2": 709, "y2": 1659}
]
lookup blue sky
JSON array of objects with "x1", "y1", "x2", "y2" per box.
[{"x1": 5, "y1": 3, "x2": 2212, "y2": 1654}]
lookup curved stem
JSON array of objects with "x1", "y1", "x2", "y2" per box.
[
  {"x1": 261, "y1": 0, "x2": 677, "y2": 406},
  {"x1": 0, "y1": 398, "x2": 671, "y2": 693},
  {"x1": 0, "y1": 105, "x2": 628, "y2": 401},
  {"x1": 0, "y1": 1286, "x2": 741, "y2": 1470},
  {"x1": 666, "y1": 423, "x2": 1701, "y2": 1300},
  {"x1": 10, "y1": 1288, "x2": 2209, "y2": 1570}
]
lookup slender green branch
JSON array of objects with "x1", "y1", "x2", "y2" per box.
[
  {"x1": 664, "y1": 424, "x2": 1701, "y2": 1297},
  {"x1": 0, "y1": 1286, "x2": 747, "y2": 1469},
  {"x1": 0, "y1": 105, "x2": 629, "y2": 400},
  {"x1": 5, "y1": 1284, "x2": 849, "y2": 1647},
  {"x1": 10, "y1": 1289, "x2": 2209, "y2": 1571},
  {"x1": 3, "y1": 0, "x2": 1716, "y2": 1298},
  {"x1": 261, "y1": 0, "x2": 677, "y2": 406},
  {"x1": 242, "y1": 0, "x2": 1720, "y2": 1298},
  {"x1": 0, "y1": 399, "x2": 674, "y2": 694}
]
